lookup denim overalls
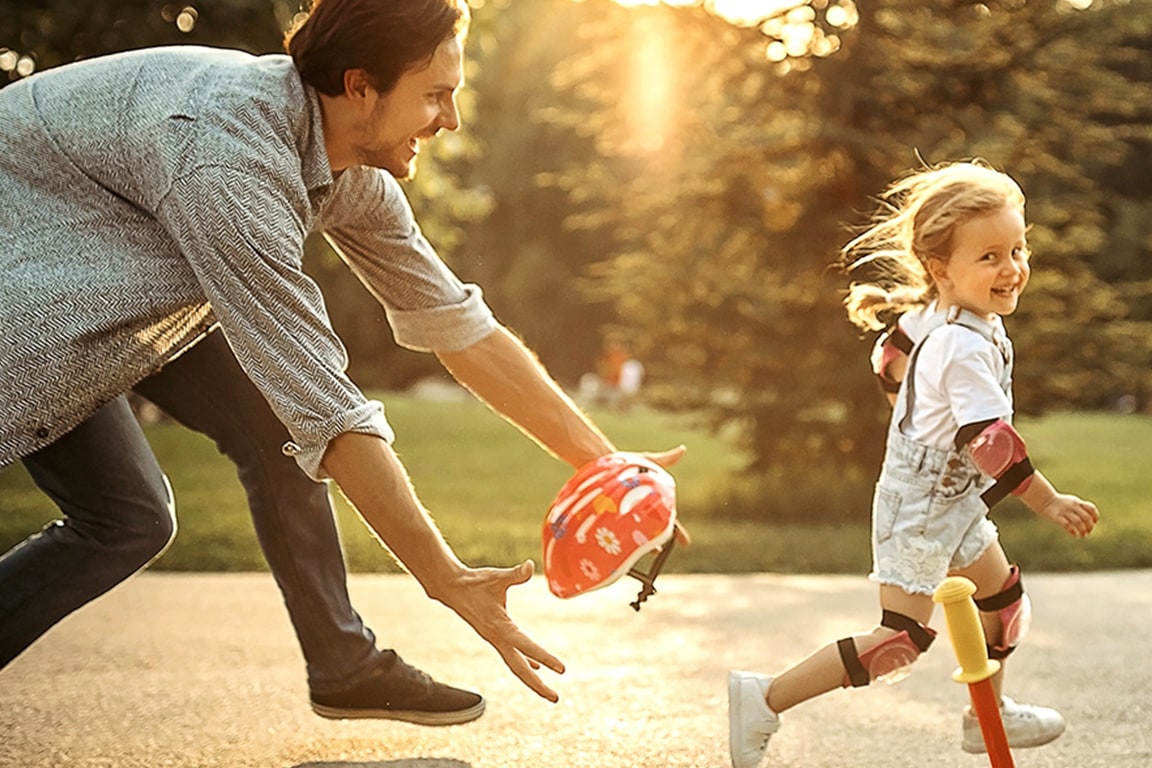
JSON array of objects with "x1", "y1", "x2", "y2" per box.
[{"x1": 870, "y1": 307, "x2": 1014, "y2": 595}]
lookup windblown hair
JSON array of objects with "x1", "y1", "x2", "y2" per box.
[
  {"x1": 285, "y1": 0, "x2": 469, "y2": 96},
  {"x1": 842, "y1": 160, "x2": 1027, "y2": 331}
]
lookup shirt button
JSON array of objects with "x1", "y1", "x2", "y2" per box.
[{"x1": 36, "y1": 426, "x2": 50, "y2": 439}]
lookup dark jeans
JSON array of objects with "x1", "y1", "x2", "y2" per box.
[{"x1": 1, "y1": 331, "x2": 382, "y2": 692}]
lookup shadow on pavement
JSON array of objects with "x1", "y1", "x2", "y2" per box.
[{"x1": 292, "y1": 760, "x2": 471, "y2": 768}]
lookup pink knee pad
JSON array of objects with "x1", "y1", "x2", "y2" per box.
[
  {"x1": 838, "y1": 610, "x2": 937, "y2": 687},
  {"x1": 975, "y1": 564, "x2": 1032, "y2": 659}
]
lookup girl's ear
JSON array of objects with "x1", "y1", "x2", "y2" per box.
[{"x1": 926, "y1": 257, "x2": 949, "y2": 285}]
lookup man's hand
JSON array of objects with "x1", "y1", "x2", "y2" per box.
[
  {"x1": 640, "y1": 444, "x2": 687, "y2": 469},
  {"x1": 1036, "y1": 493, "x2": 1100, "y2": 538},
  {"x1": 636, "y1": 445, "x2": 691, "y2": 544},
  {"x1": 437, "y1": 560, "x2": 565, "y2": 701},
  {"x1": 322, "y1": 434, "x2": 565, "y2": 700}
]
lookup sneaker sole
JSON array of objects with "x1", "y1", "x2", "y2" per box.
[
  {"x1": 727, "y1": 673, "x2": 741, "y2": 765},
  {"x1": 962, "y1": 721, "x2": 1066, "y2": 753},
  {"x1": 727, "y1": 672, "x2": 754, "y2": 768},
  {"x1": 311, "y1": 698, "x2": 486, "y2": 726}
]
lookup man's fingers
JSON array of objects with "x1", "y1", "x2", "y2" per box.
[
  {"x1": 645, "y1": 444, "x2": 686, "y2": 468},
  {"x1": 509, "y1": 559, "x2": 535, "y2": 585},
  {"x1": 489, "y1": 630, "x2": 563, "y2": 701},
  {"x1": 516, "y1": 635, "x2": 565, "y2": 675},
  {"x1": 503, "y1": 651, "x2": 558, "y2": 702},
  {"x1": 443, "y1": 562, "x2": 569, "y2": 701}
]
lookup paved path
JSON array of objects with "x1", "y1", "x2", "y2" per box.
[{"x1": 2, "y1": 571, "x2": 1150, "y2": 767}]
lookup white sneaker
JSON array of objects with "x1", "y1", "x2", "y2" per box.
[
  {"x1": 961, "y1": 695, "x2": 1066, "y2": 753},
  {"x1": 728, "y1": 671, "x2": 780, "y2": 768}
]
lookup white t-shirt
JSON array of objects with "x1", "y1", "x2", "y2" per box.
[{"x1": 887, "y1": 305, "x2": 1015, "y2": 450}]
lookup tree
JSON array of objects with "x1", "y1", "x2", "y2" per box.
[{"x1": 544, "y1": 0, "x2": 1152, "y2": 487}]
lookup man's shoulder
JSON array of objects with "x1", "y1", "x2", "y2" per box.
[
  {"x1": 324, "y1": 167, "x2": 413, "y2": 227},
  {"x1": 30, "y1": 45, "x2": 283, "y2": 85}
]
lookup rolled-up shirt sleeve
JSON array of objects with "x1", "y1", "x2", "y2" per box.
[
  {"x1": 320, "y1": 168, "x2": 497, "y2": 353},
  {"x1": 157, "y1": 163, "x2": 393, "y2": 480}
]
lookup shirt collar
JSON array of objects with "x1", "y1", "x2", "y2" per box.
[{"x1": 299, "y1": 82, "x2": 335, "y2": 195}]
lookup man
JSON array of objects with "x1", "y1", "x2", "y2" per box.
[{"x1": 0, "y1": 0, "x2": 683, "y2": 722}]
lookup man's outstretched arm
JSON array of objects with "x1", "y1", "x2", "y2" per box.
[
  {"x1": 320, "y1": 431, "x2": 565, "y2": 701},
  {"x1": 436, "y1": 325, "x2": 685, "y2": 470}
]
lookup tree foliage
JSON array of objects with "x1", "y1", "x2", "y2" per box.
[
  {"x1": 4, "y1": 0, "x2": 1150, "y2": 485},
  {"x1": 537, "y1": 0, "x2": 1152, "y2": 476}
]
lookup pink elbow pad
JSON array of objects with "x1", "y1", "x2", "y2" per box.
[{"x1": 966, "y1": 420, "x2": 1034, "y2": 496}]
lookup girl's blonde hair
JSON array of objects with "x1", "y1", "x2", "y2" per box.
[{"x1": 842, "y1": 160, "x2": 1027, "y2": 331}]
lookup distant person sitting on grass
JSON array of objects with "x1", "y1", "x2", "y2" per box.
[
  {"x1": 727, "y1": 160, "x2": 1099, "y2": 768},
  {"x1": 0, "y1": 0, "x2": 684, "y2": 724}
]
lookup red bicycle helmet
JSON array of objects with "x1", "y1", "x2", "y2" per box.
[{"x1": 543, "y1": 452, "x2": 678, "y2": 610}]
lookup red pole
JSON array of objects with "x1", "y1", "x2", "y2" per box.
[{"x1": 933, "y1": 577, "x2": 1015, "y2": 768}]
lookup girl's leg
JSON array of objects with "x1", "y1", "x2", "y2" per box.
[
  {"x1": 949, "y1": 542, "x2": 1064, "y2": 752},
  {"x1": 0, "y1": 396, "x2": 176, "y2": 668},
  {"x1": 951, "y1": 543, "x2": 1013, "y2": 698},
  {"x1": 767, "y1": 585, "x2": 935, "y2": 713},
  {"x1": 730, "y1": 585, "x2": 936, "y2": 768}
]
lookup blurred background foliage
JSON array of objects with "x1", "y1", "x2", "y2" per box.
[{"x1": 3, "y1": 0, "x2": 1150, "y2": 488}]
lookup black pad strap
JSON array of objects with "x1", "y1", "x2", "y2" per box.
[
  {"x1": 987, "y1": 644, "x2": 1017, "y2": 661},
  {"x1": 955, "y1": 418, "x2": 999, "y2": 452},
  {"x1": 837, "y1": 637, "x2": 871, "y2": 688},
  {"x1": 879, "y1": 609, "x2": 936, "y2": 652},
  {"x1": 973, "y1": 567, "x2": 1024, "y2": 612},
  {"x1": 877, "y1": 326, "x2": 915, "y2": 394},
  {"x1": 889, "y1": 325, "x2": 914, "y2": 354},
  {"x1": 980, "y1": 457, "x2": 1035, "y2": 508}
]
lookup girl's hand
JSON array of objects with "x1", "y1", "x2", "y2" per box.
[{"x1": 1035, "y1": 493, "x2": 1100, "y2": 538}]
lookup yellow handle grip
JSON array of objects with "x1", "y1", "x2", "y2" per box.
[{"x1": 933, "y1": 576, "x2": 1000, "y2": 684}]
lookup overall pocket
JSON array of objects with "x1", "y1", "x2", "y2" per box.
[
  {"x1": 933, "y1": 455, "x2": 981, "y2": 500},
  {"x1": 872, "y1": 484, "x2": 904, "y2": 544}
]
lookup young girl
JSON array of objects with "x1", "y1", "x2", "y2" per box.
[{"x1": 728, "y1": 161, "x2": 1100, "y2": 768}]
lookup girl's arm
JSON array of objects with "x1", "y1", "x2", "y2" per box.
[{"x1": 1016, "y1": 470, "x2": 1100, "y2": 538}]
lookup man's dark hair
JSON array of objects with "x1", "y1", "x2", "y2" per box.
[{"x1": 285, "y1": 0, "x2": 469, "y2": 96}]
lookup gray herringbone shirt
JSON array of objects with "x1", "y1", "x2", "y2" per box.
[{"x1": 0, "y1": 46, "x2": 495, "y2": 478}]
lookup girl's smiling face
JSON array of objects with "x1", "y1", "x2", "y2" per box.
[{"x1": 930, "y1": 202, "x2": 1031, "y2": 320}]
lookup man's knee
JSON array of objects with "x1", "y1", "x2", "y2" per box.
[{"x1": 92, "y1": 473, "x2": 178, "y2": 569}]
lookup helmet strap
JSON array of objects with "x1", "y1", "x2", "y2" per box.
[{"x1": 626, "y1": 523, "x2": 680, "y2": 612}]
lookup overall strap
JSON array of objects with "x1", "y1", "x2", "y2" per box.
[{"x1": 895, "y1": 306, "x2": 1003, "y2": 435}]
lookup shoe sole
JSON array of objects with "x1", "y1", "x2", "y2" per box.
[
  {"x1": 732, "y1": 672, "x2": 769, "y2": 768},
  {"x1": 962, "y1": 721, "x2": 1066, "y2": 753},
  {"x1": 727, "y1": 672, "x2": 752, "y2": 768},
  {"x1": 311, "y1": 698, "x2": 486, "y2": 726}
]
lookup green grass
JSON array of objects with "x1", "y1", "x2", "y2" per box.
[{"x1": 1, "y1": 398, "x2": 1149, "y2": 574}]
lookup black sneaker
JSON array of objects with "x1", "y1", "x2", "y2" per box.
[{"x1": 310, "y1": 650, "x2": 485, "y2": 726}]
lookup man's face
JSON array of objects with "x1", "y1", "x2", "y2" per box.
[{"x1": 354, "y1": 35, "x2": 463, "y2": 178}]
